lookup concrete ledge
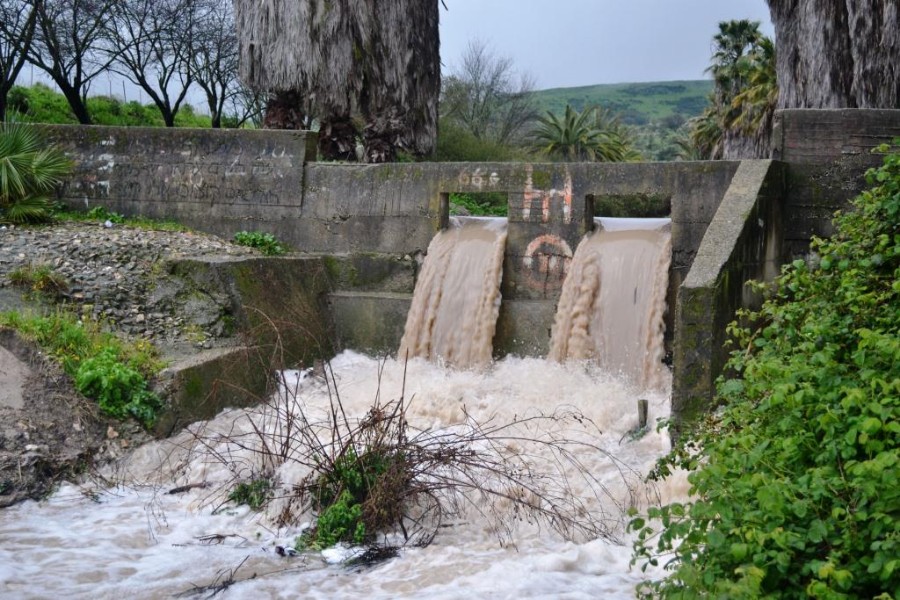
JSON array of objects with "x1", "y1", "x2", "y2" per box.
[
  {"x1": 154, "y1": 345, "x2": 269, "y2": 436},
  {"x1": 493, "y1": 299, "x2": 558, "y2": 357},
  {"x1": 672, "y1": 160, "x2": 786, "y2": 433},
  {"x1": 327, "y1": 292, "x2": 412, "y2": 356}
]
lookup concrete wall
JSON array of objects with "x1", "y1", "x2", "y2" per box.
[
  {"x1": 38, "y1": 111, "x2": 897, "y2": 429},
  {"x1": 772, "y1": 109, "x2": 900, "y2": 257},
  {"x1": 45, "y1": 125, "x2": 316, "y2": 239},
  {"x1": 308, "y1": 161, "x2": 739, "y2": 357},
  {"x1": 672, "y1": 160, "x2": 785, "y2": 433}
]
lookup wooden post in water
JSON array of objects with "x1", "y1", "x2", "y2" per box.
[{"x1": 638, "y1": 399, "x2": 649, "y2": 429}]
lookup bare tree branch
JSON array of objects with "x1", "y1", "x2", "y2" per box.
[
  {"x1": 442, "y1": 39, "x2": 538, "y2": 146},
  {"x1": 0, "y1": 0, "x2": 39, "y2": 120},
  {"x1": 27, "y1": 0, "x2": 120, "y2": 124},
  {"x1": 107, "y1": 0, "x2": 200, "y2": 126}
]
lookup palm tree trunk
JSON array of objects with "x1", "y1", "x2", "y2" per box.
[
  {"x1": 318, "y1": 115, "x2": 358, "y2": 161},
  {"x1": 361, "y1": 0, "x2": 440, "y2": 162},
  {"x1": 262, "y1": 91, "x2": 308, "y2": 130},
  {"x1": 767, "y1": 0, "x2": 899, "y2": 108}
]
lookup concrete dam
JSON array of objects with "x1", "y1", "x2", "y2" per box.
[{"x1": 37, "y1": 108, "x2": 900, "y2": 434}]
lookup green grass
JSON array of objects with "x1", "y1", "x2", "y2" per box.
[
  {"x1": 531, "y1": 80, "x2": 713, "y2": 126},
  {"x1": 0, "y1": 310, "x2": 165, "y2": 427},
  {"x1": 55, "y1": 205, "x2": 191, "y2": 232}
]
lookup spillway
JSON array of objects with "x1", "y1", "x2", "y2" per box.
[{"x1": 549, "y1": 217, "x2": 672, "y2": 391}]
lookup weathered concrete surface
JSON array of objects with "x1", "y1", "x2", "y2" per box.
[
  {"x1": 772, "y1": 109, "x2": 900, "y2": 257},
  {"x1": 154, "y1": 346, "x2": 269, "y2": 437},
  {"x1": 0, "y1": 345, "x2": 29, "y2": 411},
  {"x1": 43, "y1": 125, "x2": 315, "y2": 240},
  {"x1": 493, "y1": 299, "x2": 559, "y2": 357},
  {"x1": 328, "y1": 292, "x2": 412, "y2": 356},
  {"x1": 151, "y1": 256, "x2": 334, "y2": 434},
  {"x1": 672, "y1": 160, "x2": 785, "y2": 433}
]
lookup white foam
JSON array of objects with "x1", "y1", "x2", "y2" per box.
[{"x1": 0, "y1": 354, "x2": 684, "y2": 598}]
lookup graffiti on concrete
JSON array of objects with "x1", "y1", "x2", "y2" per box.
[
  {"x1": 521, "y1": 166, "x2": 573, "y2": 224},
  {"x1": 522, "y1": 233, "x2": 573, "y2": 291},
  {"x1": 457, "y1": 167, "x2": 501, "y2": 190}
]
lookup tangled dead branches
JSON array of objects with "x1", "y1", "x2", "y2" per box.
[{"x1": 191, "y1": 359, "x2": 651, "y2": 552}]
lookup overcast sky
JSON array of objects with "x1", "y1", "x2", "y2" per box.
[{"x1": 439, "y1": 0, "x2": 774, "y2": 89}]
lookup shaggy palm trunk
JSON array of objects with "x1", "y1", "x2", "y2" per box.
[
  {"x1": 234, "y1": 0, "x2": 366, "y2": 159},
  {"x1": 767, "y1": 0, "x2": 899, "y2": 108},
  {"x1": 361, "y1": 0, "x2": 440, "y2": 163},
  {"x1": 262, "y1": 90, "x2": 308, "y2": 130}
]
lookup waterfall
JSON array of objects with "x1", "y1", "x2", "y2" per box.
[
  {"x1": 549, "y1": 217, "x2": 672, "y2": 390},
  {"x1": 398, "y1": 217, "x2": 507, "y2": 369}
]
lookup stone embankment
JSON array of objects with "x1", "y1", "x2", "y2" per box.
[
  {"x1": 0, "y1": 221, "x2": 261, "y2": 351},
  {"x1": 0, "y1": 220, "x2": 268, "y2": 506}
]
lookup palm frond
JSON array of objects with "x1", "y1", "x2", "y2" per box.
[{"x1": 3, "y1": 194, "x2": 54, "y2": 224}]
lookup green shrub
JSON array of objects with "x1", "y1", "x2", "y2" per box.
[
  {"x1": 0, "y1": 311, "x2": 164, "y2": 427},
  {"x1": 449, "y1": 192, "x2": 508, "y2": 216},
  {"x1": 233, "y1": 231, "x2": 287, "y2": 255},
  {"x1": 86, "y1": 206, "x2": 125, "y2": 223},
  {"x1": 228, "y1": 478, "x2": 273, "y2": 511},
  {"x1": 74, "y1": 348, "x2": 162, "y2": 428},
  {"x1": 632, "y1": 141, "x2": 900, "y2": 597},
  {"x1": 435, "y1": 119, "x2": 530, "y2": 162},
  {"x1": 294, "y1": 446, "x2": 405, "y2": 550},
  {"x1": 313, "y1": 489, "x2": 367, "y2": 548}
]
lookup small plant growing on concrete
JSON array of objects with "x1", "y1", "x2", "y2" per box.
[{"x1": 233, "y1": 231, "x2": 287, "y2": 255}]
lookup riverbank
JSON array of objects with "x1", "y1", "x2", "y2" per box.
[{"x1": 0, "y1": 220, "x2": 267, "y2": 506}]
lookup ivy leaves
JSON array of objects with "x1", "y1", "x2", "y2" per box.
[{"x1": 632, "y1": 141, "x2": 900, "y2": 598}]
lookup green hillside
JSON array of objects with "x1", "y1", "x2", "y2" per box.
[{"x1": 531, "y1": 80, "x2": 713, "y2": 126}]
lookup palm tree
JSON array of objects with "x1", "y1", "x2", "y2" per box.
[
  {"x1": 361, "y1": 0, "x2": 441, "y2": 162},
  {"x1": 532, "y1": 104, "x2": 639, "y2": 162},
  {"x1": 730, "y1": 36, "x2": 777, "y2": 133},
  {"x1": 233, "y1": 1, "x2": 440, "y2": 162},
  {"x1": 0, "y1": 121, "x2": 71, "y2": 223},
  {"x1": 682, "y1": 20, "x2": 776, "y2": 160},
  {"x1": 233, "y1": 0, "x2": 365, "y2": 158}
]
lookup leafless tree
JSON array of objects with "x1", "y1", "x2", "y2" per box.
[
  {"x1": 107, "y1": 0, "x2": 203, "y2": 127},
  {"x1": 224, "y1": 83, "x2": 267, "y2": 129},
  {"x1": 26, "y1": 0, "x2": 120, "y2": 124},
  {"x1": 0, "y1": 0, "x2": 38, "y2": 121},
  {"x1": 442, "y1": 39, "x2": 538, "y2": 146},
  {"x1": 190, "y1": 0, "x2": 240, "y2": 128}
]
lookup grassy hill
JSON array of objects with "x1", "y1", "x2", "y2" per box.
[{"x1": 531, "y1": 80, "x2": 712, "y2": 126}]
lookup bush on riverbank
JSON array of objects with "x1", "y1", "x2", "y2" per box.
[
  {"x1": 0, "y1": 312, "x2": 164, "y2": 428},
  {"x1": 632, "y1": 141, "x2": 900, "y2": 597}
]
